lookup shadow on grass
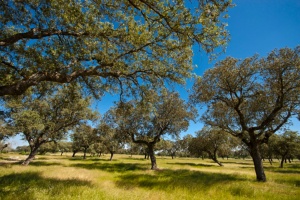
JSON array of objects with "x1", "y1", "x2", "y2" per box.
[
  {"x1": 0, "y1": 160, "x2": 64, "y2": 167},
  {"x1": 0, "y1": 171, "x2": 92, "y2": 200},
  {"x1": 124, "y1": 157, "x2": 148, "y2": 161},
  {"x1": 223, "y1": 161, "x2": 254, "y2": 166},
  {"x1": 166, "y1": 162, "x2": 216, "y2": 167},
  {"x1": 265, "y1": 167, "x2": 300, "y2": 174},
  {"x1": 28, "y1": 161, "x2": 64, "y2": 167},
  {"x1": 71, "y1": 162, "x2": 148, "y2": 173},
  {"x1": 115, "y1": 169, "x2": 246, "y2": 191}
]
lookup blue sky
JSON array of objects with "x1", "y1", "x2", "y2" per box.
[{"x1": 7, "y1": 0, "x2": 300, "y2": 147}]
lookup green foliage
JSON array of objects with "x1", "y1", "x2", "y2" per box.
[
  {"x1": 3, "y1": 84, "x2": 97, "y2": 164},
  {"x1": 112, "y1": 91, "x2": 196, "y2": 144},
  {"x1": 71, "y1": 124, "x2": 99, "y2": 159},
  {"x1": 190, "y1": 46, "x2": 300, "y2": 181},
  {"x1": 0, "y1": 0, "x2": 231, "y2": 96},
  {"x1": 269, "y1": 131, "x2": 300, "y2": 167},
  {"x1": 188, "y1": 127, "x2": 238, "y2": 165}
]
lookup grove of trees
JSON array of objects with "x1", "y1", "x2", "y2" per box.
[{"x1": 1, "y1": 0, "x2": 299, "y2": 184}]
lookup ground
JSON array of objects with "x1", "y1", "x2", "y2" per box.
[{"x1": 0, "y1": 153, "x2": 299, "y2": 200}]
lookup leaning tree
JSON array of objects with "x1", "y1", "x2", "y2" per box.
[
  {"x1": 108, "y1": 90, "x2": 196, "y2": 169},
  {"x1": 190, "y1": 46, "x2": 300, "y2": 181},
  {"x1": 0, "y1": 0, "x2": 231, "y2": 97}
]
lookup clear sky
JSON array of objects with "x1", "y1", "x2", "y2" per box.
[{"x1": 7, "y1": 0, "x2": 300, "y2": 147}]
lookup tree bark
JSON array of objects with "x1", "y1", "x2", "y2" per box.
[
  {"x1": 249, "y1": 142, "x2": 266, "y2": 182},
  {"x1": 148, "y1": 144, "x2": 157, "y2": 170},
  {"x1": 22, "y1": 147, "x2": 39, "y2": 165}
]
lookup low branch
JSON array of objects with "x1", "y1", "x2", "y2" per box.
[{"x1": 0, "y1": 28, "x2": 90, "y2": 46}]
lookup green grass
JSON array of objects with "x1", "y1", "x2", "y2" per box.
[{"x1": 0, "y1": 153, "x2": 299, "y2": 200}]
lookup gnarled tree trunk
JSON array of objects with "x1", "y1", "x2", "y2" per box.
[
  {"x1": 249, "y1": 142, "x2": 266, "y2": 182},
  {"x1": 148, "y1": 144, "x2": 157, "y2": 170},
  {"x1": 22, "y1": 146, "x2": 40, "y2": 166}
]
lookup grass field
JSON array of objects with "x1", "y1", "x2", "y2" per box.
[{"x1": 0, "y1": 153, "x2": 299, "y2": 200}]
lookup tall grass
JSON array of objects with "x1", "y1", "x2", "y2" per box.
[{"x1": 0, "y1": 153, "x2": 299, "y2": 200}]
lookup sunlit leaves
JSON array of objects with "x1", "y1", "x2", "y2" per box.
[
  {"x1": 0, "y1": 0, "x2": 231, "y2": 96},
  {"x1": 191, "y1": 46, "x2": 300, "y2": 136}
]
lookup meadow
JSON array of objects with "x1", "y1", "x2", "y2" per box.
[{"x1": 0, "y1": 153, "x2": 299, "y2": 200}]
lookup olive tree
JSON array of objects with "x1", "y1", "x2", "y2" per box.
[
  {"x1": 270, "y1": 131, "x2": 300, "y2": 168},
  {"x1": 71, "y1": 124, "x2": 98, "y2": 159},
  {"x1": 4, "y1": 84, "x2": 97, "y2": 165},
  {"x1": 95, "y1": 122, "x2": 124, "y2": 161},
  {"x1": 190, "y1": 47, "x2": 300, "y2": 181},
  {"x1": 0, "y1": 0, "x2": 231, "y2": 97},
  {"x1": 109, "y1": 91, "x2": 196, "y2": 169},
  {"x1": 189, "y1": 127, "x2": 237, "y2": 166}
]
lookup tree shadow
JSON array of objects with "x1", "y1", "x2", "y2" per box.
[
  {"x1": 115, "y1": 169, "x2": 246, "y2": 191},
  {"x1": 166, "y1": 162, "x2": 216, "y2": 167},
  {"x1": 0, "y1": 172, "x2": 92, "y2": 200},
  {"x1": 223, "y1": 161, "x2": 254, "y2": 166},
  {"x1": 71, "y1": 162, "x2": 148, "y2": 173},
  {"x1": 124, "y1": 157, "x2": 148, "y2": 161},
  {"x1": 28, "y1": 161, "x2": 64, "y2": 167}
]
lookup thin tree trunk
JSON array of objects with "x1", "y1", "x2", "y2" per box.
[
  {"x1": 83, "y1": 148, "x2": 87, "y2": 159},
  {"x1": 249, "y1": 142, "x2": 266, "y2": 182},
  {"x1": 72, "y1": 151, "x2": 77, "y2": 157},
  {"x1": 109, "y1": 151, "x2": 114, "y2": 161},
  {"x1": 268, "y1": 158, "x2": 272, "y2": 165},
  {"x1": 280, "y1": 154, "x2": 287, "y2": 168},
  {"x1": 209, "y1": 151, "x2": 223, "y2": 166}
]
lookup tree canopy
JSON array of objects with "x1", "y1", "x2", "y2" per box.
[
  {"x1": 190, "y1": 46, "x2": 300, "y2": 181},
  {"x1": 0, "y1": 0, "x2": 231, "y2": 97},
  {"x1": 4, "y1": 84, "x2": 97, "y2": 165},
  {"x1": 108, "y1": 90, "x2": 196, "y2": 169}
]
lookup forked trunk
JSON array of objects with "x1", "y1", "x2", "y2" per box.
[
  {"x1": 209, "y1": 151, "x2": 223, "y2": 166},
  {"x1": 249, "y1": 142, "x2": 266, "y2": 182},
  {"x1": 212, "y1": 157, "x2": 224, "y2": 166}
]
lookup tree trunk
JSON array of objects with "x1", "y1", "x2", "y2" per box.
[
  {"x1": 280, "y1": 154, "x2": 287, "y2": 168},
  {"x1": 249, "y1": 142, "x2": 266, "y2": 182},
  {"x1": 60, "y1": 151, "x2": 64, "y2": 156},
  {"x1": 268, "y1": 158, "x2": 272, "y2": 165},
  {"x1": 209, "y1": 151, "x2": 223, "y2": 166},
  {"x1": 148, "y1": 145, "x2": 157, "y2": 170},
  {"x1": 109, "y1": 151, "x2": 114, "y2": 161},
  {"x1": 72, "y1": 151, "x2": 77, "y2": 157},
  {"x1": 22, "y1": 147, "x2": 39, "y2": 165},
  {"x1": 83, "y1": 148, "x2": 87, "y2": 159}
]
